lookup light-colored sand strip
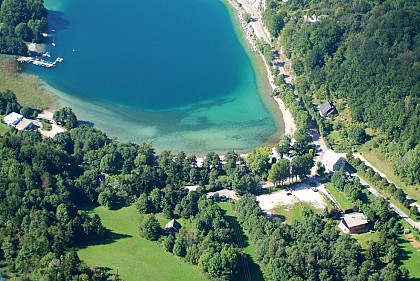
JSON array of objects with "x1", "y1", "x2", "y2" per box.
[{"x1": 227, "y1": 0, "x2": 296, "y2": 138}]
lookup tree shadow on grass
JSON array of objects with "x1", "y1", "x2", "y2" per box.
[
  {"x1": 219, "y1": 207, "x2": 265, "y2": 281},
  {"x1": 396, "y1": 236, "x2": 420, "y2": 281},
  {"x1": 78, "y1": 228, "x2": 132, "y2": 249}
]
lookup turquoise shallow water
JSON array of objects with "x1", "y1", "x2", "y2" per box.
[{"x1": 28, "y1": 0, "x2": 283, "y2": 153}]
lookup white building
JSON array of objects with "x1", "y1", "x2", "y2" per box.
[
  {"x1": 323, "y1": 150, "x2": 345, "y2": 172},
  {"x1": 15, "y1": 118, "x2": 34, "y2": 131},
  {"x1": 3, "y1": 112, "x2": 23, "y2": 127}
]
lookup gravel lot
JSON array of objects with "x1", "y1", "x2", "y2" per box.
[{"x1": 257, "y1": 181, "x2": 327, "y2": 213}]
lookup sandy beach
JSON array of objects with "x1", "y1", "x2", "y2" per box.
[{"x1": 226, "y1": 0, "x2": 297, "y2": 138}]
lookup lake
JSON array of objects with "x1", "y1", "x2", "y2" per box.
[{"x1": 28, "y1": 0, "x2": 283, "y2": 154}]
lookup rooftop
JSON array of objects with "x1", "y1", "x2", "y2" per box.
[
  {"x1": 342, "y1": 213, "x2": 368, "y2": 228},
  {"x1": 323, "y1": 150, "x2": 344, "y2": 164},
  {"x1": 165, "y1": 219, "x2": 181, "y2": 231},
  {"x1": 3, "y1": 112, "x2": 23, "y2": 126},
  {"x1": 15, "y1": 118, "x2": 34, "y2": 131},
  {"x1": 320, "y1": 101, "x2": 335, "y2": 116}
]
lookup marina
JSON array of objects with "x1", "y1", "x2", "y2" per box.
[{"x1": 17, "y1": 56, "x2": 64, "y2": 68}]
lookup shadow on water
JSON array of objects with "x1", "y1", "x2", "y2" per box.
[
  {"x1": 47, "y1": 10, "x2": 69, "y2": 31},
  {"x1": 78, "y1": 120, "x2": 95, "y2": 127},
  {"x1": 78, "y1": 228, "x2": 132, "y2": 249}
]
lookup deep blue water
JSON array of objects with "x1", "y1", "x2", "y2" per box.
[{"x1": 28, "y1": 0, "x2": 282, "y2": 153}]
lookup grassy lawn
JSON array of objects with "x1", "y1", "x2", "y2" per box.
[
  {"x1": 273, "y1": 202, "x2": 322, "y2": 224},
  {"x1": 0, "y1": 121, "x2": 9, "y2": 135},
  {"x1": 397, "y1": 233, "x2": 420, "y2": 280},
  {"x1": 77, "y1": 205, "x2": 207, "y2": 281},
  {"x1": 0, "y1": 55, "x2": 56, "y2": 110},
  {"x1": 352, "y1": 231, "x2": 379, "y2": 250},
  {"x1": 359, "y1": 148, "x2": 420, "y2": 203},
  {"x1": 325, "y1": 182, "x2": 354, "y2": 210},
  {"x1": 218, "y1": 201, "x2": 264, "y2": 281}
]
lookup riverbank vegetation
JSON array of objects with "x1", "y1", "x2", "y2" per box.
[{"x1": 261, "y1": 0, "x2": 419, "y2": 188}]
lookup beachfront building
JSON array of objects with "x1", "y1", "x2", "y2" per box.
[
  {"x1": 339, "y1": 213, "x2": 368, "y2": 234},
  {"x1": 323, "y1": 150, "x2": 345, "y2": 172},
  {"x1": 3, "y1": 112, "x2": 23, "y2": 127}
]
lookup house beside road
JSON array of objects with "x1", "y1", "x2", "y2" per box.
[
  {"x1": 339, "y1": 213, "x2": 368, "y2": 234},
  {"x1": 323, "y1": 150, "x2": 346, "y2": 172}
]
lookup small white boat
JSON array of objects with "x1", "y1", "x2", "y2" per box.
[{"x1": 52, "y1": 42, "x2": 56, "y2": 47}]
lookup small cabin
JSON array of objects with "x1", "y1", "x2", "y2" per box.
[
  {"x1": 165, "y1": 219, "x2": 181, "y2": 234},
  {"x1": 319, "y1": 101, "x2": 336, "y2": 117}
]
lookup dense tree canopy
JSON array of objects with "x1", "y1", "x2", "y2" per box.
[
  {"x1": 264, "y1": 0, "x2": 420, "y2": 184},
  {"x1": 0, "y1": 0, "x2": 48, "y2": 54}
]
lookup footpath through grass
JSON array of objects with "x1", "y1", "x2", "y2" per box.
[
  {"x1": 77, "y1": 205, "x2": 207, "y2": 281},
  {"x1": 218, "y1": 201, "x2": 264, "y2": 281}
]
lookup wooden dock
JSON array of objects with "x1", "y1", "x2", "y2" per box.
[{"x1": 17, "y1": 56, "x2": 64, "y2": 68}]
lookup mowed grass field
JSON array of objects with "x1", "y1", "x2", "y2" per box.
[
  {"x1": 325, "y1": 182, "x2": 354, "y2": 210},
  {"x1": 77, "y1": 206, "x2": 207, "y2": 281},
  {"x1": 398, "y1": 234, "x2": 420, "y2": 280}
]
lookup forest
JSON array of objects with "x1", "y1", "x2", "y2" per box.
[
  {"x1": 0, "y1": 86, "x2": 412, "y2": 280},
  {"x1": 0, "y1": 0, "x2": 48, "y2": 55},
  {"x1": 234, "y1": 194, "x2": 408, "y2": 281},
  {"x1": 262, "y1": 0, "x2": 419, "y2": 185}
]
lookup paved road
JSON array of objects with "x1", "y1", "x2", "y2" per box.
[
  {"x1": 353, "y1": 174, "x2": 420, "y2": 231},
  {"x1": 232, "y1": 0, "x2": 420, "y2": 232},
  {"x1": 236, "y1": 0, "x2": 271, "y2": 44},
  {"x1": 353, "y1": 153, "x2": 420, "y2": 212}
]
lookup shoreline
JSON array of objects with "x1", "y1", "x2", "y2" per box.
[
  {"x1": 23, "y1": 0, "x2": 295, "y2": 155},
  {"x1": 224, "y1": 0, "x2": 296, "y2": 138}
]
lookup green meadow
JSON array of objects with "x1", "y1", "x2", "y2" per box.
[{"x1": 77, "y1": 206, "x2": 207, "y2": 281}]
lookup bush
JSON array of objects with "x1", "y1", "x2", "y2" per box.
[{"x1": 138, "y1": 214, "x2": 161, "y2": 241}]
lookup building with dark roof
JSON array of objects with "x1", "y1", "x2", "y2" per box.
[
  {"x1": 165, "y1": 219, "x2": 181, "y2": 234},
  {"x1": 319, "y1": 101, "x2": 336, "y2": 117}
]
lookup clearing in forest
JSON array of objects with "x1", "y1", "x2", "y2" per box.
[{"x1": 77, "y1": 205, "x2": 207, "y2": 281}]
